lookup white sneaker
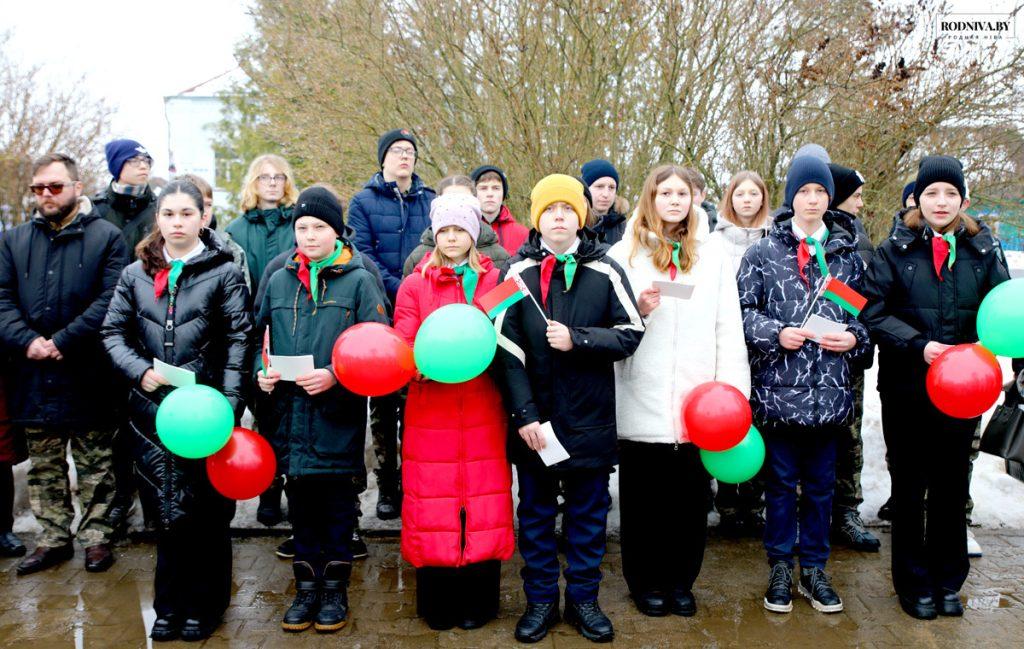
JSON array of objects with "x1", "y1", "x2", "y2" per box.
[{"x1": 967, "y1": 528, "x2": 983, "y2": 558}]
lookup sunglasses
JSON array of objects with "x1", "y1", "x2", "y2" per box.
[{"x1": 29, "y1": 182, "x2": 76, "y2": 196}]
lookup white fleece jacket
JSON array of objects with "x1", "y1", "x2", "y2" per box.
[{"x1": 608, "y1": 220, "x2": 750, "y2": 445}]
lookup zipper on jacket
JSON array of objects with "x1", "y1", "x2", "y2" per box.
[{"x1": 457, "y1": 388, "x2": 468, "y2": 564}]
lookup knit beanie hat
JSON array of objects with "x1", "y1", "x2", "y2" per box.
[
  {"x1": 377, "y1": 128, "x2": 417, "y2": 167},
  {"x1": 470, "y1": 165, "x2": 509, "y2": 199},
  {"x1": 580, "y1": 158, "x2": 620, "y2": 187},
  {"x1": 293, "y1": 186, "x2": 345, "y2": 236},
  {"x1": 827, "y1": 163, "x2": 866, "y2": 210},
  {"x1": 105, "y1": 139, "x2": 151, "y2": 180},
  {"x1": 914, "y1": 156, "x2": 966, "y2": 207},
  {"x1": 793, "y1": 143, "x2": 831, "y2": 164},
  {"x1": 430, "y1": 194, "x2": 482, "y2": 244},
  {"x1": 901, "y1": 181, "x2": 916, "y2": 207},
  {"x1": 530, "y1": 174, "x2": 588, "y2": 230},
  {"x1": 784, "y1": 156, "x2": 835, "y2": 209}
]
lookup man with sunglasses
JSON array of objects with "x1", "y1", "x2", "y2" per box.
[
  {"x1": 348, "y1": 129, "x2": 436, "y2": 524},
  {"x1": 92, "y1": 138, "x2": 157, "y2": 261},
  {"x1": 0, "y1": 153, "x2": 127, "y2": 575},
  {"x1": 91, "y1": 138, "x2": 159, "y2": 537}
]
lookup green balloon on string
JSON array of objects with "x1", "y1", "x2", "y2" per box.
[
  {"x1": 414, "y1": 304, "x2": 497, "y2": 383},
  {"x1": 156, "y1": 384, "x2": 234, "y2": 459},
  {"x1": 699, "y1": 425, "x2": 765, "y2": 484}
]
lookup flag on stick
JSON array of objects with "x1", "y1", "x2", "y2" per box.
[{"x1": 822, "y1": 277, "x2": 867, "y2": 317}]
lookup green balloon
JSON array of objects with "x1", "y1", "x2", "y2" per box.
[
  {"x1": 414, "y1": 303, "x2": 497, "y2": 384},
  {"x1": 978, "y1": 278, "x2": 1024, "y2": 357},
  {"x1": 156, "y1": 385, "x2": 234, "y2": 459},
  {"x1": 700, "y1": 425, "x2": 765, "y2": 484}
]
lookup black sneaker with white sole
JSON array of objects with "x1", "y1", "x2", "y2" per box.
[
  {"x1": 350, "y1": 530, "x2": 369, "y2": 560},
  {"x1": 798, "y1": 567, "x2": 843, "y2": 613},
  {"x1": 276, "y1": 536, "x2": 296, "y2": 559},
  {"x1": 763, "y1": 561, "x2": 793, "y2": 613}
]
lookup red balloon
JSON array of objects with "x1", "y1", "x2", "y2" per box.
[
  {"x1": 926, "y1": 343, "x2": 1003, "y2": 419},
  {"x1": 682, "y1": 382, "x2": 753, "y2": 451},
  {"x1": 206, "y1": 427, "x2": 276, "y2": 500},
  {"x1": 332, "y1": 323, "x2": 416, "y2": 397}
]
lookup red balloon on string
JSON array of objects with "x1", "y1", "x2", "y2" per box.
[
  {"x1": 926, "y1": 343, "x2": 1003, "y2": 419},
  {"x1": 206, "y1": 427, "x2": 276, "y2": 500},
  {"x1": 332, "y1": 323, "x2": 416, "y2": 397},
  {"x1": 682, "y1": 382, "x2": 753, "y2": 451}
]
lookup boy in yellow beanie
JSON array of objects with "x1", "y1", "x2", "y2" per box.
[{"x1": 495, "y1": 174, "x2": 644, "y2": 643}]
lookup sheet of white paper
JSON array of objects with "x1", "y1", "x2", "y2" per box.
[
  {"x1": 153, "y1": 358, "x2": 196, "y2": 388},
  {"x1": 804, "y1": 314, "x2": 848, "y2": 343},
  {"x1": 652, "y1": 281, "x2": 695, "y2": 300},
  {"x1": 537, "y1": 421, "x2": 571, "y2": 466},
  {"x1": 268, "y1": 355, "x2": 316, "y2": 381}
]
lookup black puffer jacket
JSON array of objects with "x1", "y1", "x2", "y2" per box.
[
  {"x1": 591, "y1": 207, "x2": 628, "y2": 246},
  {"x1": 101, "y1": 230, "x2": 252, "y2": 527},
  {"x1": 0, "y1": 200, "x2": 128, "y2": 426},
  {"x1": 495, "y1": 229, "x2": 644, "y2": 471},
  {"x1": 92, "y1": 183, "x2": 157, "y2": 261},
  {"x1": 256, "y1": 239, "x2": 388, "y2": 477},
  {"x1": 861, "y1": 216, "x2": 1010, "y2": 397}
]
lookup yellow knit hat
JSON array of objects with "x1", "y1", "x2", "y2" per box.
[{"x1": 529, "y1": 174, "x2": 588, "y2": 230}]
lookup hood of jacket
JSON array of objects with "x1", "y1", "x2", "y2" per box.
[
  {"x1": 411, "y1": 251, "x2": 496, "y2": 280},
  {"x1": 363, "y1": 171, "x2": 431, "y2": 198},
  {"x1": 713, "y1": 214, "x2": 772, "y2": 242},
  {"x1": 241, "y1": 203, "x2": 293, "y2": 225},
  {"x1": 283, "y1": 234, "x2": 368, "y2": 278},
  {"x1": 518, "y1": 226, "x2": 609, "y2": 263},
  {"x1": 887, "y1": 212, "x2": 998, "y2": 257}
]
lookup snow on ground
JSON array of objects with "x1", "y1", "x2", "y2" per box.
[{"x1": 11, "y1": 353, "x2": 1024, "y2": 535}]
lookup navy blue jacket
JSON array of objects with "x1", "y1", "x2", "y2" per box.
[
  {"x1": 737, "y1": 209, "x2": 871, "y2": 429},
  {"x1": 347, "y1": 172, "x2": 435, "y2": 298}
]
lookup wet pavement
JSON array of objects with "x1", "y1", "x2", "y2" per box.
[{"x1": 2, "y1": 527, "x2": 1023, "y2": 648}]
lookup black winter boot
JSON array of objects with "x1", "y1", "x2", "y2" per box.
[
  {"x1": 832, "y1": 509, "x2": 881, "y2": 552},
  {"x1": 565, "y1": 599, "x2": 614, "y2": 643},
  {"x1": 282, "y1": 561, "x2": 320, "y2": 632},
  {"x1": 514, "y1": 599, "x2": 560, "y2": 643},
  {"x1": 315, "y1": 561, "x2": 351, "y2": 632}
]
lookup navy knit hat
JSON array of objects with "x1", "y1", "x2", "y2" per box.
[
  {"x1": 793, "y1": 143, "x2": 831, "y2": 164},
  {"x1": 827, "y1": 163, "x2": 865, "y2": 210},
  {"x1": 901, "y1": 181, "x2": 916, "y2": 207},
  {"x1": 105, "y1": 139, "x2": 151, "y2": 180},
  {"x1": 377, "y1": 128, "x2": 416, "y2": 167},
  {"x1": 470, "y1": 164, "x2": 509, "y2": 199},
  {"x1": 581, "y1": 159, "x2": 619, "y2": 187},
  {"x1": 914, "y1": 156, "x2": 965, "y2": 207},
  {"x1": 293, "y1": 187, "x2": 345, "y2": 236},
  {"x1": 784, "y1": 156, "x2": 835, "y2": 208}
]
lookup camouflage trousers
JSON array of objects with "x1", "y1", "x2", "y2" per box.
[
  {"x1": 362, "y1": 390, "x2": 406, "y2": 495},
  {"x1": 24, "y1": 425, "x2": 116, "y2": 547},
  {"x1": 833, "y1": 371, "x2": 866, "y2": 513}
]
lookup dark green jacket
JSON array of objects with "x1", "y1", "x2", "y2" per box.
[
  {"x1": 226, "y1": 205, "x2": 295, "y2": 296},
  {"x1": 256, "y1": 239, "x2": 388, "y2": 477}
]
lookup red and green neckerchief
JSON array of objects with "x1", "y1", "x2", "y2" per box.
[
  {"x1": 295, "y1": 241, "x2": 344, "y2": 304},
  {"x1": 539, "y1": 253, "x2": 577, "y2": 307}
]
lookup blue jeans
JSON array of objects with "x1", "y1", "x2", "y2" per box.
[
  {"x1": 762, "y1": 426, "x2": 839, "y2": 569},
  {"x1": 516, "y1": 468, "x2": 611, "y2": 603}
]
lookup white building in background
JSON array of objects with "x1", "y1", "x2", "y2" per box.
[{"x1": 164, "y1": 69, "x2": 245, "y2": 213}]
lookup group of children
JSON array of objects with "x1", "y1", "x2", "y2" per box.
[{"x1": 15, "y1": 128, "x2": 1011, "y2": 643}]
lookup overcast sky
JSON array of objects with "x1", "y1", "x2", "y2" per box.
[{"x1": 5, "y1": 0, "x2": 252, "y2": 178}]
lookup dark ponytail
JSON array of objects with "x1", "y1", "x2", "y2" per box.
[{"x1": 136, "y1": 180, "x2": 205, "y2": 276}]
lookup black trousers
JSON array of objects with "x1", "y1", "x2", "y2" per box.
[
  {"x1": 287, "y1": 475, "x2": 359, "y2": 571},
  {"x1": 881, "y1": 391, "x2": 974, "y2": 597},
  {"x1": 153, "y1": 485, "x2": 235, "y2": 621},
  {"x1": 619, "y1": 440, "x2": 710, "y2": 596},
  {"x1": 416, "y1": 560, "x2": 501, "y2": 627},
  {"x1": 0, "y1": 462, "x2": 13, "y2": 533}
]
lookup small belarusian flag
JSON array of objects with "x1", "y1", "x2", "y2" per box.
[
  {"x1": 821, "y1": 277, "x2": 867, "y2": 317},
  {"x1": 479, "y1": 276, "x2": 530, "y2": 319},
  {"x1": 261, "y1": 327, "x2": 271, "y2": 377}
]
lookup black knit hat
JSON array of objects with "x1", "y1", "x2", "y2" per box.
[
  {"x1": 901, "y1": 181, "x2": 916, "y2": 207},
  {"x1": 470, "y1": 164, "x2": 509, "y2": 199},
  {"x1": 914, "y1": 156, "x2": 965, "y2": 207},
  {"x1": 377, "y1": 128, "x2": 417, "y2": 167},
  {"x1": 827, "y1": 163, "x2": 865, "y2": 210},
  {"x1": 292, "y1": 187, "x2": 344, "y2": 236}
]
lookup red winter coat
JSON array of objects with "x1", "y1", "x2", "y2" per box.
[
  {"x1": 394, "y1": 255, "x2": 514, "y2": 568},
  {"x1": 489, "y1": 205, "x2": 529, "y2": 257}
]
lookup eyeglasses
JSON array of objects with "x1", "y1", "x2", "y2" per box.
[
  {"x1": 257, "y1": 174, "x2": 287, "y2": 185},
  {"x1": 124, "y1": 156, "x2": 153, "y2": 168},
  {"x1": 29, "y1": 182, "x2": 75, "y2": 196},
  {"x1": 387, "y1": 146, "x2": 416, "y2": 158}
]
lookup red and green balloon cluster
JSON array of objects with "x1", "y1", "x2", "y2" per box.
[{"x1": 682, "y1": 382, "x2": 764, "y2": 484}]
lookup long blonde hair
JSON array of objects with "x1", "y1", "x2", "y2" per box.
[
  {"x1": 239, "y1": 154, "x2": 299, "y2": 212},
  {"x1": 719, "y1": 170, "x2": 770, "y2": 228},
  {"x1": 422, "y1": 242, "x2": 486, "y2": 276},
  {"x1": 629, "y1": 165, "x2": 699, "y2": 274}
]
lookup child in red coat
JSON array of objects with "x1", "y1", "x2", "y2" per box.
[{"x1": 393, "y1": 194, "x2": 515, "y2": 630}]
